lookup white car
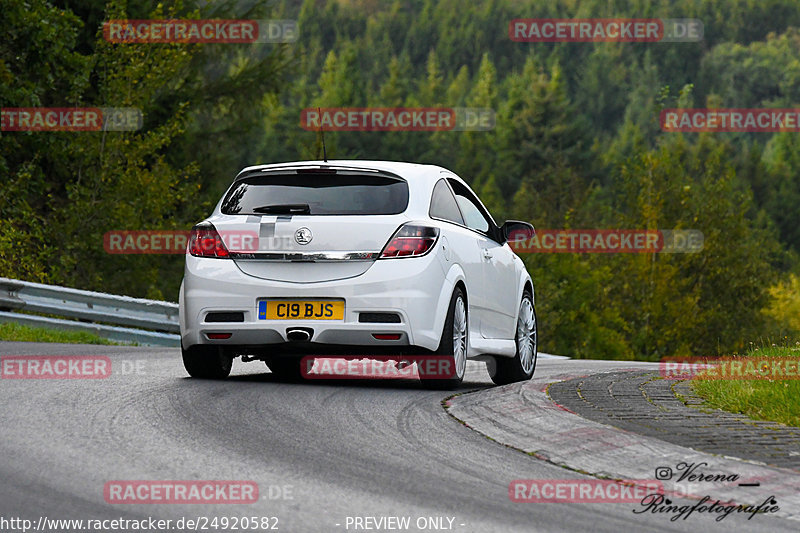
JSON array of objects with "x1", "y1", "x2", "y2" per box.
[{"x1": 179, "y1": 160, "x2": 537, "y2": 387}]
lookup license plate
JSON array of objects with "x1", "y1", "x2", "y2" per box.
[{"x1": 258, "y1": 300, "x2": 344, "y2": 320}]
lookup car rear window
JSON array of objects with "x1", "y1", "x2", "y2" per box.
[{"x1": 221, "y1": 172, "x2": 409, "y2": 215}]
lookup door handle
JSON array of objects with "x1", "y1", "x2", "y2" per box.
[{"x1": 482, "y1": 248, "x2": 493, "y2": 259}]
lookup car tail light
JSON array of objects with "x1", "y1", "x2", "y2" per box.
[
  {"x1": 189, "y1": 223, "x2": 230, "y2": 258},
  {"x1": 380, "y1": 224, "x2": 439, "y2": 258}
]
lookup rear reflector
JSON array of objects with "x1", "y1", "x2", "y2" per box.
[
  {"x1": 205, "y1": 312, "x2": 245, "y2": 323},
  {"x1": 359, "y1": 312, "x2": 401, "y2": 323},
  {"x1": 207, "y1": 333, "x2": 232, "y2": 340},
  {"x1": 189, "y1": 223, "x2": 230, "y2": 258},
  {"x1": 372, "y1": 333, "x2": 402, "y2": 340},
  {"x1": 380, "y1": 224, "x2": 439, "y2": 258}
]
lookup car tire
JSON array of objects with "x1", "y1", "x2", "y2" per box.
[
  {"x1": 490, "y1": 290, "x2": 537, "y2": 385},
  {"x1": 420, "y1": 286, "x2": 468, "y2": 389},
  {"x1": 182, "y1": 345, "x2": 233, "y2": 379},
  {"x1": 265, "y1": 357, "x2": 308, "y2": 382}
]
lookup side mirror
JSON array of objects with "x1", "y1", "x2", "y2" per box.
[{"x1": 500, "y1": 220, "x2": 535, "y2": 245}]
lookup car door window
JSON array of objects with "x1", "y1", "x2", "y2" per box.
[
  {"x1": 447, "y1": 179, "x2": 492, "y2": 234},
  {"x1": 429, "y1": 179, "x2": 465, "y2": 225}
]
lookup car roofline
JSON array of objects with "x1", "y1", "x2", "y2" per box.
[
  {"x1": 233, "y1": 165, "x2": 405, "y2": 183},
  {"x1": 236, "y1": 160, "x2": 449, "y2": 182}
]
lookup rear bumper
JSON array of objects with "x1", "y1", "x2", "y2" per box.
[{"x1": 179, "y1": 252, "x2": 449, "y2": 353}]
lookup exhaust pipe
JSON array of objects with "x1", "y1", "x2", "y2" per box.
[{"x1": 286, "y1": 328, "x2": 312, "y2": 342}]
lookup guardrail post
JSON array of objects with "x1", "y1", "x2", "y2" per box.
[{"x1": 0, "y1": 279, "x2": 26, "y2": 311}]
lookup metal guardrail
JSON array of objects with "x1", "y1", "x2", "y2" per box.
[{"x1": 0, "y1": 277, "x2": 180, "y2": 347}]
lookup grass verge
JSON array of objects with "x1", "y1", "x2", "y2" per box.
[
  {"x1": 0, "y1": 322, "x2": 117, "y2": 345},
  {"x1": 690, "y1": 345, "x2": 800, "y2": 427}
]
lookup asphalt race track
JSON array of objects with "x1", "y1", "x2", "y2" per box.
[{"x1": 0, "y1": 342, "x2": 796, "y2": 533}]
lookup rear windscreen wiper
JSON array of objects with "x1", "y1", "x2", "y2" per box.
[{"x1": 252, "y1": 204, "x2": 311, "y2": 214}]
